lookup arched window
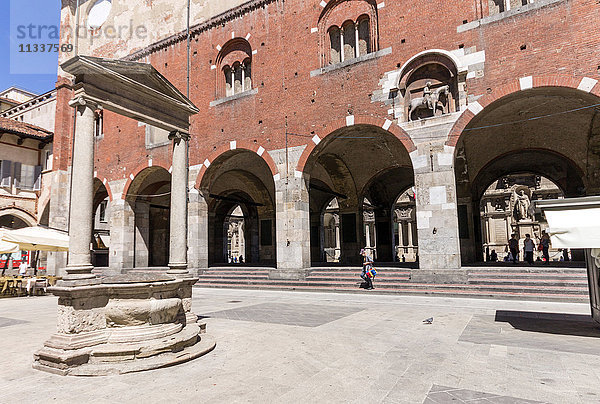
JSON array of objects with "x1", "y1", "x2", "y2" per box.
[
  {"x1": 341, "y1": 21, "x2": 356, "y2": 62},
  {"x1": 328, "y1": 26, "x2": 341, "y2": 64},
  {"x1": 357, "y1": 16, "x2": 371, "y2": 56},
  {"x1": 243, "y1": 59, "x2": 252, "y2": 91},
  {"x1": 318, "y1": 0, "x2": 379, "y2": 67},
  {"x1": 216, "y1": 38, "x2": 253, "y2": 99},
  {"x1": 489, "y1": 0, "x2": 533, "y2": 15},
  {"x1": 223, "y1": 65, "x2": 233, "y2": 97},
  {"x1": 233, "y1": 62, "x2": 243, "y2": 94}
]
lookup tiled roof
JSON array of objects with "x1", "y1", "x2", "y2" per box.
[
  {"x1": 0, "y1": 117, "x2": 53, "y2": 141},
  {"x1": 0, "y1": 97, "x2": 21, "y2": 106}
]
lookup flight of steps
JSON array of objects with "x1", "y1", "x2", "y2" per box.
[{"x1": 194, "y1": 265, "x2": 590, "y2": 302}]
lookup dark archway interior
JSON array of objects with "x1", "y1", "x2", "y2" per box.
[
  {"x1": 0, "y1": 215, "x2": 29, "y2": 229},
  {"x1": 306, "y1": 124, "x2": 414, "y2": 265},
  {"x1": 456, "y1": 87, "x2": 598, "y2": 264},
  {"x1": 92, "y1": 179, "x2": 110, "y2": 267},
  {"x1": 201, "y1": 151, "x2": 276, "y2": 267},
  {"x1": 127, "y1": 167, "x2": 171, "y2": 267}
]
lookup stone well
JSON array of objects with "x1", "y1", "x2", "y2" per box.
[{"x1": 33, "y1": 274, "x2": 215, "y2": 376}]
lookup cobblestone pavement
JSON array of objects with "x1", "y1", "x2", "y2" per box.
[{"x1": 1, "y1": 289, "x2": 599, "y2": 403}]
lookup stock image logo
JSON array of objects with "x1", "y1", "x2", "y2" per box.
[
  {"x1": 9, "y1": 0, "x2": 61, "y2": 75},
  {"x1": 9, "y1": 0, "x2": 147, "y2": 75}
]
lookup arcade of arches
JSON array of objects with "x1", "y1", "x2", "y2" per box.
[
  {"x1": 46, "y1": 85, "x2": 600, "y2": 277},
  {"x1": 454, "y1": 86, "x2": 600, "y2": 264},
  {"x1": 305, "y1": 124, "x2": 415, "y2": 266}
]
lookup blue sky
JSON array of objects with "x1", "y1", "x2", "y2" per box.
[{"x1": 1, "y1": 0, "x2": 61, "y2": 95}]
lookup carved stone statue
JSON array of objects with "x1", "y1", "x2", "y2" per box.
[
  {"x1": 423, "y1": 81, "x2": 433, "y2": 110},
  {"x1": 408, "y1": 84, "x2": 450, "y2": 121},
  {"x1": 513, "y1": 189, "x2": 531, "y2": 221}
]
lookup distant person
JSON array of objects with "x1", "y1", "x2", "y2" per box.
[
  {"x1": 540, "y1": 230, "x2": 551, "y2": 264},
  {"x1": 18, "y1": 261, "x2": 28, "y2": 276},
  {"x1": 360, "y1": 249, "x2": 375, "y2": 290},
  {"x1": 239, "y1": 256, "x2": 244, "y2": 264},
  {"x1": 490, "y1": 250, "x2": 498, "y2": 262},
  {"x1": 509, "y1": 234, "x2": 519, "y2": 263},
  {"x1": 401, "y1": 254, "x2": 406, "y2": 263},
  {"x1": 1, "y1": 254, "x2": 9, "y2": 276},
  {"x1": 523, "y1": 234, "x2": 535, "y2": 265},
  {"x1": 563, "y1": 249, "x2": 570, "y2": 262}
]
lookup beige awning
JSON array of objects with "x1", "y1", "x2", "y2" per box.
[
  {"x1": 535, "y1": 197, "x2": 600, "y2": 249},
  {"x1": 2, "y1": 226, "x2": 69, "y2": 252},
  {"x1": 0, "y1": 230, "x2": 20, "y2": 254}
]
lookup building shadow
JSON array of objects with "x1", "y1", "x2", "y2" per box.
[{"x1": 494, "y1": 310, "x2": 600, "y2": 338}]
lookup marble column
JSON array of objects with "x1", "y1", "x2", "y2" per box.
[
  {"x1": 108, "y1": 197, "x2": 135, "y2": 274},
  {"x1": 187, "y1": 188, "x2": 209, "y2": 275},
  {"x1": 134, "y1": 201, "x2": 150, "y2": 267},
  {"x1": 273, "y1": 173, "x2": 311, "y2": 280},
  {"x1": 334, "y1": 217, "x2": 341, "y2": 261},
  {"x1": 63, "y1": 96, "x2": 97, "y2": 283},
  {"x1": 167, "y1": 131, "x2": 190, "y2": 275}
]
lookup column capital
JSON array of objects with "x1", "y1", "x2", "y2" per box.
[
  {"x1": 169, "y1": 130, "x2": 191, "y2": 143},
  {"x1": 68, "y1": 95, "x2": 99, "y2": 110}
]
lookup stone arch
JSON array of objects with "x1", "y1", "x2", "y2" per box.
[
  {"x1": 452, "y1": 80, "x2": 600, "y2": 264},
  {"x1": 296, "y1": 115, "x2": 416, "y2": 173},
  {"x1": 302, "y1": 119, "x2": 415, "y2": 265},
  {"x1": 121, "y1": 160, "x2": 171, "y2": 200},
  {"x1": 447, "y1": 75, "x2": 600, "y2": 147},
  {"x1": 195, "y1": 141, "x2": 279, "y2": 191},
  {"x1": 317, "y1": 0, "x2": 379, "y2": 67},
  {"x1": 216, "y1": 38, "x2": 253, "y2": 99},
  {"x1": 397, "y1": 50, "x2": 466, "y2": 121},
  {"x1": 0, "y1": 207, "x2": 37, "y2": 227},
  {"x1": 125, "y1": 166, "x2": 172, "y2": 268},
  {"x1": 94, "y1": 178, "x2": 114, "y2": 202},
  {"x1": 470, "y1": 149, "x2": 585, "y2": 201},
  {"x1": 198, "y1": 148, "x2": 277, "y2": 266}
]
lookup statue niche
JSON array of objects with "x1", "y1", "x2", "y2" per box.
[{"x1": 398, "y1": 59, "x2": 459, "y2": 122}]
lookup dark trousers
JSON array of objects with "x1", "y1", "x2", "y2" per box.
[
  {"x1": 361, "y1": 273, "x2": 373, "y2": 289},
  {"x1": 510, "y1": 247, "x2": 519, "y2": 263},
  {"x1": 542, "y1": 246, "x2": 549, "y2": 263},
  {"x1": 525, "y1": 251, "x2": 534, "y2": 265}
]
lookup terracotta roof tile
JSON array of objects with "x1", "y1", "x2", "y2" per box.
[{"x1": 0, "y1": 117, "x2": 53, "y2": 140}]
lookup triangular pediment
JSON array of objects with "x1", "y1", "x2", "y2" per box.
[
  {"x1": 62, "y1": 56, "x2": 198, "y2": 113},
  {"x1": 61, "y1": 56, "x2": 198, "y2": 132}
]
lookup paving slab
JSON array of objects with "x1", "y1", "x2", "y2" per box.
[{"x1": 0, "y1": 289, "x2": 598, "y2": 403}]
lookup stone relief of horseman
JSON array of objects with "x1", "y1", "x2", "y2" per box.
[{"x1": 408, "y1": 82, "x2": 451, "y2": 121}]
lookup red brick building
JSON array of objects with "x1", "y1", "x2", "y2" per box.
[{"x1": 49, "y1": 0, "x2": 600, "y2": 276}]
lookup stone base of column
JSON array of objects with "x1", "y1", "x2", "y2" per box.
[
  {"x1": 167, "y1": 262, "x2": 191, "y2": 278},
  {"x1": 269, "y1": 268, "x2": 310, "y2": 281},
  {"x1": 58, "y1": 264, "x2": 101, "y2": 287}
]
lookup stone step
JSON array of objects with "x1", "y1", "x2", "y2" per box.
[
  {"x1": 468, "y1": 279, "x2": 588, "y2": 287},
  {"x1": 306, "y1": 274, "x2": 410, "y2": 282},
  {"x1": 468, "y1": 273, "x2": 587, "y2": 280},
  {"x1": 309, "y1": 271, "x2": 411, "y2": 276},
  {"x1": 199, "y1": 271, "x2": 269, "y2": 278},
  {"x1": 195, "y1": 277, "x2": 588, "y2": 294},
  {"x1": 193, "y1": 283, "x2": 588, "y2": 302},
  {"x1": 466, "y1": 267, "x2": 587, "y2": 274}
]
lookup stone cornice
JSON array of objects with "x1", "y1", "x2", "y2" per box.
[{"x1": 124, "y1": 0, "x2": 278, "y2": 61}]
